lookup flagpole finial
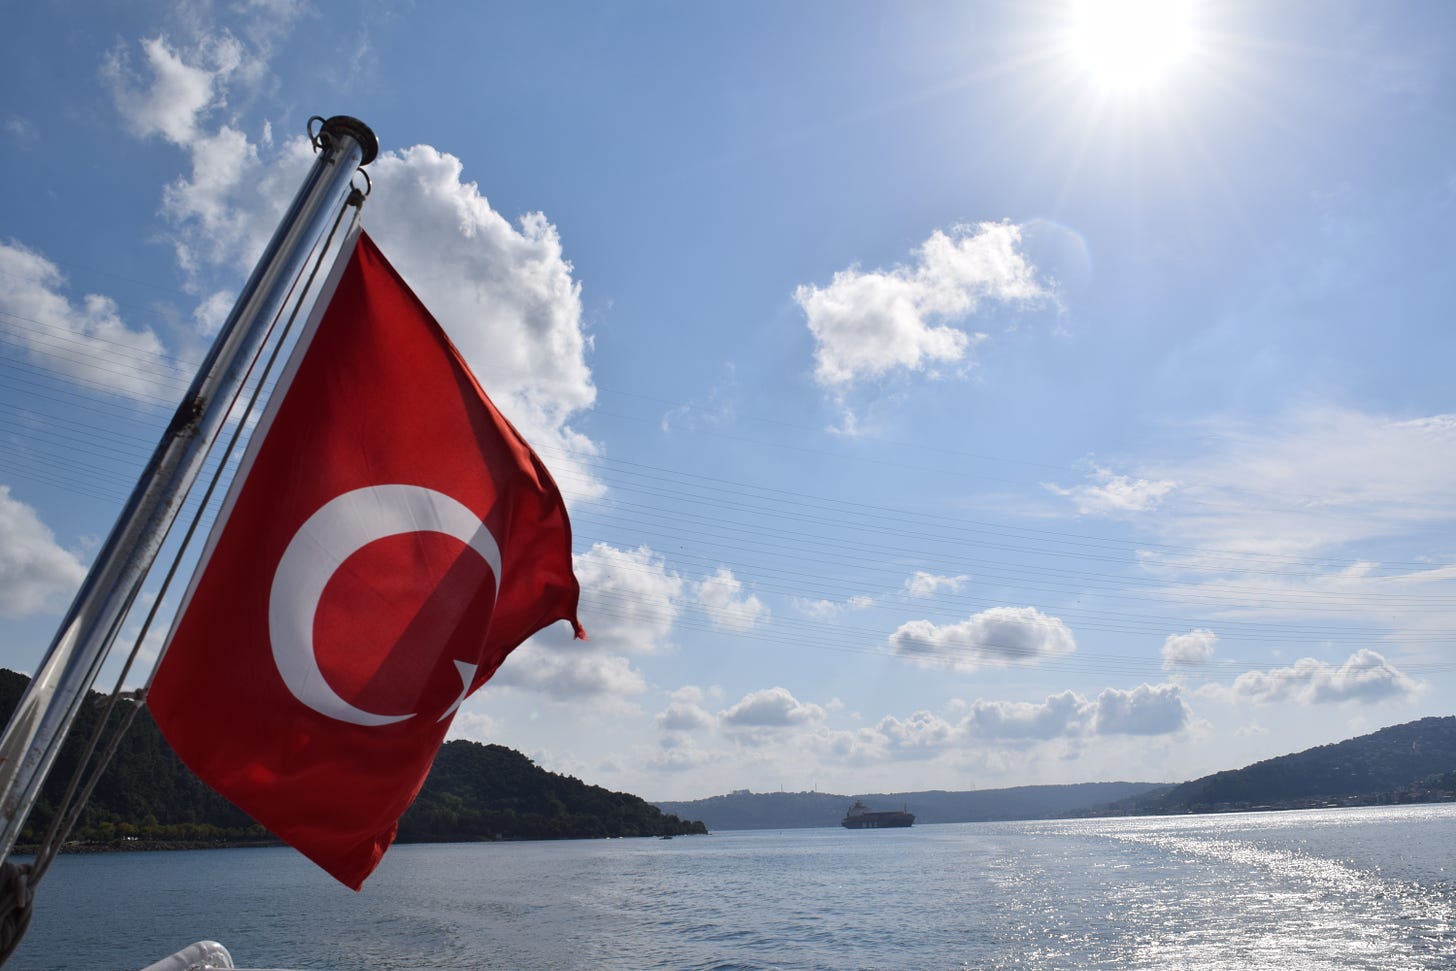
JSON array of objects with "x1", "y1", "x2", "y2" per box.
[{"x1": 320, "y1": 115, "x2": 379, "y2": 166}]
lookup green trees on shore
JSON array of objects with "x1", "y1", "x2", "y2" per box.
[{"x1": 0, "y1": 670, "x2": 704, "y2": 849}]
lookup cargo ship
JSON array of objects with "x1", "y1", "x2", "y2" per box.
[{"x1": 840, "y1": 800, "x2": 914, "y2": 829}]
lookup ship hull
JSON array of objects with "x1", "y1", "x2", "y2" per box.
[{"x1": 841, "y1": 812, "x2": 914, "y2": 829}]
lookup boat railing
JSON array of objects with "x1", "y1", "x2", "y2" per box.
[{"x1": 136, "y1": 939, "x2": 304, "y2": 971}]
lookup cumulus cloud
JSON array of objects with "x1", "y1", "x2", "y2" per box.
[
  {"x1": 874, "y1": 710, "x2": 961, "y2": 752},
  {"x1": 1162, "y1": 629, "x2": 1218, "y2": 669},
  {"x1": 0, "y1": 242, "x2": 178, "y2": 401},
  {"x1": 720, "y1": 687, "x2": 825, "y2": 727},
  {"x1": 904, "y1": 571, "x2": 969, "y2": 598},
  {"x1": 889, "y1": 606, "x2": 1076, "y2": 671},
  {"x1": 1231, "y1": 649, "x2": 1420, "y2": 706},
  {"x1": 647, "y1": 737, "x2": 720, "y2": 772},
  {"x1": 493, "y1": 544, "x2": 680, "y2": 701},
  {"x1": 965, "y1": 690, "x2": 1092, "y2": 740},
  {"x1": 805, "y1": 725, "x2": 890, "y2": 764},
  {"x1": 492, "y1": 643, "x2": 646, "y2": 701},
  {"x1": 106, "y1": 32, "x2": 284, "y2": 283},
  {"x1": 1092, "y1": 683, "x2": 1191, "y2": 735},
  {"x1": 107, "y1": 32, "x2": 603, "y2": 499},
  {"x1": 162, "y1": 136, "x2": 604, "y2": 496},
  {"x1": 363, "y1": 146, "x2": 600, "y2": 495},
  {"x1": 795, "y1": 222, "x2": 1044, "y2": 389},
  {"x1": 447, "y1": 709, "x2": 502, "y2": 742},
  {"x1": 656, "y1": 701, "x2": 715, "y2": 732},
  {"x1": 1045, "y1": 466, "x2": 1177, "y2": 516},
  {"x1": 570, "y1": 544, "x2": 682, "y2": 655},
  {"x1": 694, "y1": 567, "x2": 768, "y2": 631},
  {"x1": 832, "y1": 681, "x2": 1193, "y2": 761},
  {"x1": 0, "y1": 486, "x2": 87, "y2": 617},
  {"x1": 104, "y1": 33, "x2": 248, "y2": 144},
  {"x1": 161, "y1": 124, "x2": 291, "y2": 281}
]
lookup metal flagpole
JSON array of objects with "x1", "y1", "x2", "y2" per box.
[{"x1": 0, "y1": 115, "x2": 379, "y2": 862}]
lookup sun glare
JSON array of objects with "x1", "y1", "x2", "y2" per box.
[{"x1": 1065, "y1": 0, "x2": 1195, "y2": 93}]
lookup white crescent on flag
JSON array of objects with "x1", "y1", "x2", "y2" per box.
[{"x1": 267, "y1": 484, "x2": 502, "y2": 727}]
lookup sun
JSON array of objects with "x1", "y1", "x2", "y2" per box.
[{"x1": 1064, "y1": 0, "x2": 1196, "y2": 93}]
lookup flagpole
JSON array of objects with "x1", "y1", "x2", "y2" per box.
[{"x1": 0, "y1": 116, "x2": 379, "y2": 861}]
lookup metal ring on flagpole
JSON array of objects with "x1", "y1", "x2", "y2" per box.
[
  {"x1": 310, "y1": 116, "x2": 378, "y2": 168},
  {"x1": 320, "y1": 116, "x2": 379, "y2": 166},
  {"x1": 307, "y1": 115, "x2": 327, "y2": 153},
  {"x1": 352, "y1": 167, "x2": 372, "y2": 198}
]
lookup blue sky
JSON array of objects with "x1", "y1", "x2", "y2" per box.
[{"x1": 3, "y1": 0, "x2": 1455, "y2": 803}]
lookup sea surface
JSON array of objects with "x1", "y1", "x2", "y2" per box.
[{"x1": 11, "y1": 804, "x2": 1456, "y2": 970}]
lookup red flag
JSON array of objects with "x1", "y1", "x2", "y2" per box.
[{"x1": 149, "y1": 230, "x2": 583, "y2": 890}]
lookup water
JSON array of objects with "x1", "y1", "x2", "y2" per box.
[{"x1": 12, "y1": 804, "x2": 1456, "y2": 970}]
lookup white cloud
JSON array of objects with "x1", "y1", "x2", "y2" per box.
[
  {"x1": 669, "y1": 685, "x2": 709, "y2": 705},
  {"x1": 491, "y1": 544, "x2": 679, "y2": 701},
  {"x1": 0, "y1": 242, "x2": 177, "y2": 401},
  {"x1": 1231, "y1": 649, "x2": 1420, "y2": 706},
  {"x1": 904, "y1": 570, "x2": 969, "y2": 598},
  {"x1": 805, "y1": 725, "x2": 890, "y2": 764},
  {"x1": 104, "y1": 34, "x2": 247, "y2": 145},
  {"x1": 965, "y1": 690, "x2": 1092, "y2": 740},
  {"x1": 159, "y1": 135, "x2": 604, "y2": 498},
  {"x1": 1147, "y1": 408, "x2": 1456, "y2": 558},
  {"x1": 1054, "y1": 408, "x2": 1456, "y2": 633},
  {"x1": 656, "y1": 701, "x2": 715, "y2": 732},
  {"x1": 491, "y1": 642, "x2": 647, "y2": 702},
  {"x1": 192, "y1": 289, "x2": 235, "y2": 336},
  {"x1": 694, "y1": 567, "x2": 768, "y2": 630},
  {"x1": 570, "y1": 544, "x2": 682, "y2": 655},
  {"x1": 647, "y1": 737, "x2": 721, "y2": 772},
  {"x1": 446, "y1": 708, "x2": 502, "y2": 742},
  {"x1": 1092, "y1": 683, "x2": 1191, "y2": 736},
  {"x1": 347, "y1": 145, "x2": 603, "y2": 499},
  {"x1": 4, "y1": 117, "x2": 37, "y2": 143},
  {"x1": 161, "y1": 124, "x2": 287, "y2": 281},
  {"x1": 111, "y1": 40, "x2": 603, "y2": 497},
  {"x1": 1162, "y1": 628, "x2": 1218, "y2": 669},
  {"x1": 795, "y1": 222, "x2": 1044, "y2": 388},
  {"x1": 889, "y1": 606, "x2": 1076, "y2": 671},
  {"x1": 720, "y1": 687, "x2": 825, "y2": 727},
  {"x1": 874, "y1": 710, "x2": 961, "y2": 752},
  {"x1": 0, "y1": 486, "x2": 87, "y2": 618},
  {"x1": 1045, "y1": 465, "x2": 1177, "y2": 516},
  {"x1": 792, "y1": 594, "x2": 875, "y2": 619}
]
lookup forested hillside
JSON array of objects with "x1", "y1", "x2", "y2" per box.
[
  {"x1": 1110, "y1": 716, "x2": 1456, "y2": 815},
  {"x1": 0, "y1": 670, "x2": 704, "y2": 847},
  {"x1": 400, "y1": 740, "x2": 705, "y2": 841}
]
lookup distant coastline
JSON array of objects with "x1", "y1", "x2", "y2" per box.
[{"x1": 658, "y1": 715, "x2": 1456, "y2": 831}]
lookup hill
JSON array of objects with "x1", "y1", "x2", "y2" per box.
[
  {"x1": 1110, "y1": 715, "x2": 1456, "y2": 815},
  {"x1": 0, "y1": 669, "x2": 704, "y2": 847},
  {"x1": 400, "y1": 740, "x2": 704, "y2": 841},
  {"x1": 654, "y1": 781, "x2": 1168, "y2": 830}
]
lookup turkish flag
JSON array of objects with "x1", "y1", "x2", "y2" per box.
[{"x1": 149, "y1": 230, "x2": 583, "y2": 889}]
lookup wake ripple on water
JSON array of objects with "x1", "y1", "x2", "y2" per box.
[{"x1": 1061, "y1": 811, "x2": 1456, "y2": 971}]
